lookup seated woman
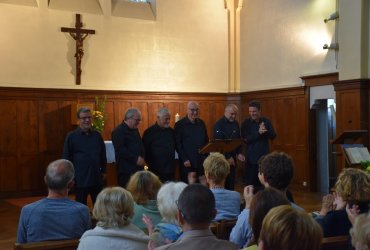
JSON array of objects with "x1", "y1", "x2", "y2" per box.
[
  {"x1": 259, "y1": 205, "x2": 323, "y2": 250},
  {"x1": 126, "y1": 170, "x2": 163, "y2": 231},
  {"x1": 77, "y1": 187, "x2": 149, "y2": 250},
  {"x1": 315, "y1": 168, "x2": 370, "y2": 237},
  {"x1": 350, "y1": 212, "x2": 370, "y2": 250},
  {"x1": 143, "y1": 181, "x2": 187, "y2": 249},
  {"x1": 203, "y1": 152, "x2": 241, "y2": 221},
  {"x1": 242, "y1": 187, "x2": 290, "y2": 250}
]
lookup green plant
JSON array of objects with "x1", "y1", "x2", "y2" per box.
[
  {"x1": 360, "y1": 161, "x2": 370, "y2": 173},
  {"x1": 92, "y1": 96, "x2": 107, "y2": 133}
]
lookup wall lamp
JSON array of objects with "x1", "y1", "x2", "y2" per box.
[
  {"x1": 324, "y1": 12, "x2": 339, "y2": 23},
  {"x1": 323, "y1": 43, "x2": 339, "y2": 50}
]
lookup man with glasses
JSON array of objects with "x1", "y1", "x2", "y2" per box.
[
  {"x1": 62, "y1": 107, "x2": 107, "y2": 205},
  {"x1": 111, "y1": 107, "x2": 145, "y2": 187},
  {"x1": 174, "y1": 101, "x2": 209, "y2": 184}
]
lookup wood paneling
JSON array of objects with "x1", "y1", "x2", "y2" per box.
[
  {"x1": 334, "y1": 79, "x2": 370, "y2": 173},
  {"x1": 0, "y1": 86, "x2": 315, "y2": 197},
  {"x1": 240, "y1": 87, "x2": 310, "y2": 191}
]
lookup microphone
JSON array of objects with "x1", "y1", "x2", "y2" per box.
[{"x1": 216, "y1": 130, "x2": 227, "y2": 139}]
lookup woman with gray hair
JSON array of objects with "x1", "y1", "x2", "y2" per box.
[
  {"x1": 77, "y1": 187, "x2": 149, "y2": 250},
  {"x1": 143, "y1": 181, "x2": 187, "y2": 249}
]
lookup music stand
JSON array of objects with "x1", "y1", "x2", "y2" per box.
[{"x1": 199, "y1": 139, "x2": 244, "y2": 154}]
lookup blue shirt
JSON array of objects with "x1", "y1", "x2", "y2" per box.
[
  {"x1": 17, "y1": 198, "x2": 91, "y2": 243},
  {"x1": 211, "y1": 188, "x2": 241, "y2": 221}
]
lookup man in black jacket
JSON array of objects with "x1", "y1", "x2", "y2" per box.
[
  {"x1": 175, "y1": 101, "x2": 209, "y2": 184},
  {"x1": 111, "y1": 108, "x2": 145, "y2": 187},
  {"x1": 143, "y1": 107, "x2": 176, "y2": 183}
]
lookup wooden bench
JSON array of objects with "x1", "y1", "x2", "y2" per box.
[
  {"x1": 210, "y1": 219, "x2": 237, "y2": 240},
  {"x1": 321, "y1": 235, "x2": 350, "y2": 250},
  {"x1": 14, "y1": 239, "x2": 80, "y2": 250}
]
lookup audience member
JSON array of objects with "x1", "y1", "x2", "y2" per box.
[
  {"x1": 155, "y1": 184, "x2": 238, "y2": 250},
  {"x1": 126, "y1": 171, "x2": 163, "y2": 231},
  {"x1": 174, "y1": 101, "x2": 209, "y2": 184},
  {"x1": 241, "y1": 100, "x2": 276, "y2": 187},
  {"x1": 315, "y1": 168, "x2": 370, "y2": 237},
  {"x1": 143, "y1": 108, "x2": 176, "y2": 183},
  {"x1": 213, "y1": 104, "x2": 245, "y2": 190},
  {"x1": 62, "y1": 107, "x2": 107, "y2": 205},
  {"x1": 77, "y1": 187, "x2": 149, "y2": 250},
  {"x1": 259, "y1": 205, "x2": 323, "y2": 250},
  {"x1": 111, "y1": 108, "x2": 145, "y2": 188},
  {"x1": 143, "y1": 182, "x2": 187, "y2": 249},
  {"x1": 17, "y1": 159, "x2": 91, "y2": 243},
  {"x1": 229, "y1": 151, "x2": 302, "y2": 248},
  {"x1": 203, "y1": 152, "x2": 241, "y2": 221},
  {"x1": 350, "y1": 212, "x2": 370, "y2": 250},
  {"x1": 242, "y1": 187, "x2": 290, "y2": 250}
]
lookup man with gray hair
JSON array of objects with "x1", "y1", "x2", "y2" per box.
[
  {"x1": 143, "y1": 108, "x2": 176, "y2": 183},
  {"x1": 17, "y1": 159, "x2": 91, "y2": 243},
  {"x1": 112, "y1": 108, "x2": 145, "y2": 187},
  {"x1": 63, "y1": 107, "x2": 107, "y2": 205}
]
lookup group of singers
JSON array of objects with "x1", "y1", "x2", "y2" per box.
[{"x1": 62, "y1": 100, "x2": 276, "y2": 205}]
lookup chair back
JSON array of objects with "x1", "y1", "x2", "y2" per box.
[{"x1": 14, "y1": 239, "x2": 79, "y2": 250}]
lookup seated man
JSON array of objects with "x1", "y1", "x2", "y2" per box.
[
  {"x1": 229, "y1": 151, "x2": 303, "y2": 248},
  {"x1": 17, "y1": 159, "x2": 91, "y2": 243},
  {"x1": 155, "y1": 184, "x2": 238, "y2": 250}
]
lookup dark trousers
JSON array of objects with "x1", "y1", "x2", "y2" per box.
[
  {"x1": 225, "y1": 165, "x2": 236, "y2": 190},
  {"x1": 118, "y1": 173, "x2": 132, "y2": 188},
  {"x1": 244, "y1": 163, "x2": 262, "y2": 187},
  {"x1": 75, "y1": 185, "x2": 102, "y2": 205},
  {"x1": 155, "y1": 172, "x2": 175, "y2": 184}
]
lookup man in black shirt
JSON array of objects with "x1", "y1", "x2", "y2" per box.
[
  {"x1": 111, "y1": 108, "x2": 145, "y2": 187},
  {"x1": 143, "y1": 108, "x2": 176, "y2": 183},
  {"x1": 62, "y1": 107, "x2": 107, "y2": 205},
  {"x1": 175, "y1": 101, "x2": 209, "y2": 184},
  {"x1": 213, "y1": 104, "x2": 245, "y2": 190},
  {"x1": 241, "y1": 100, "x2": 276, "y2": 187}
]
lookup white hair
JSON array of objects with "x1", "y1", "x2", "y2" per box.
[{"x1": 157, "y1": 182, "x2": 187, "y2": 224}]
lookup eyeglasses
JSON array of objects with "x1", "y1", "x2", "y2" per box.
[
  {"x1": 130, "y1": 117, "x2": 141, "y2": 122},
  {"x1": 175, "y1": 200, "x2": 186, "y2": 219},
  {"x1": 79, "y1": 116, "x2": 92, "y2": 120}
]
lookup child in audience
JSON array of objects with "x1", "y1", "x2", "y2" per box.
[
  {"x1": 229, "y1": 151, "x2": 302, "y2": 248},
  {"x1": 126, "y1": 171, "x2": 163, "y2": 231},
  {"x1": 203, "y1": 152, "x2": 241, "y2": 221},
  {"x1": 143, "y1": 181, "x2": 187, "y2": 249},
  {"x1": 259, "y1": 205, "x2": 323, "y2": 250},
  {"x1": 77, "y1": 187, "x2": 148, "y2": 250},
  {"x1": 315, "y1": 168, "x2": 370, "y2": 237}
]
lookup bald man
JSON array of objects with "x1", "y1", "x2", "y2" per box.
[
  {"x1": 175, "y1": 101, "x2": 209, "y2": 184},
  {"x1": 213, "y1": 104, "x2": 245, "y2": 190}
]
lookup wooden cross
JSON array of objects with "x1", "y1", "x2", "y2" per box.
[{"x1": 61, "y1": 14, "x2": 95, "y2": 85}]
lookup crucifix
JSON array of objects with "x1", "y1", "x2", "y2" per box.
[{"x1": 61, "y1": 14, "x2": 95, "y2": 85}]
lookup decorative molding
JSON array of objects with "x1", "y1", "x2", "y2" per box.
[{"x1": 301, "y1": 72, "x2": 339, "y2": 87}]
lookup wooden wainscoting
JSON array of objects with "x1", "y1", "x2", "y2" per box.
[
  {"x1": 0, "y1": 87, "x2": 240, "y2": 198},
  {"x1": 240, "y1": 87, "x2": 311, "y2": 191}
]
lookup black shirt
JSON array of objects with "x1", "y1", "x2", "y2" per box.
[
  {"x1": 174, "y1": 116, "x2": 209, "y2": 169},
  {"x1": 111, "y1": 122, "x2": 144, "y2": 174},
  {"x1": 143, "y1": 123, "x2": 176, "y2": 175},
  {"x1": 213, "y1": 116, "x2": 243, "y2": 160},
  {"x1": 62, "y1": 127, "x2": 107, "y2": 188}
]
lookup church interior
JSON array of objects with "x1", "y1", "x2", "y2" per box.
[{"x1": 0, "y1": 0, "x2": 369, "y2": 249}]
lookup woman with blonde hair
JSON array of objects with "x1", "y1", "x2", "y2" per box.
[
  {"x1": 203, "y1": 152, "x2": 241, "y2": 221},
  {"x1": 126, "y1": 170, "x2": 163, "y2": 231},
  {"x1": 259, "y1": 205, "x2": 323, "y2": 250},
  {"x1": 77, "y1": 187, "x2": 149, "y2": 250},
  {"x1": 315, "y1": 168, "x2": 370, "y2": 237}
]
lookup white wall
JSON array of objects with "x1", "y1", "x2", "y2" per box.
[
  {"x1": 239, "y1": 0, "x2": 338, "y2": 91},
  {"x1": 0, "y1": 0, "x2": 229, "y2": 92}
]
